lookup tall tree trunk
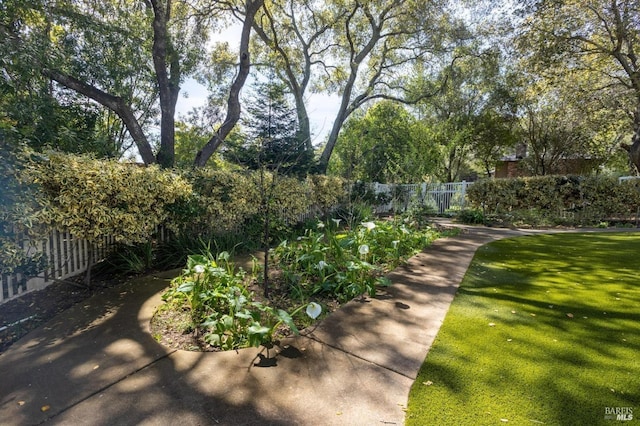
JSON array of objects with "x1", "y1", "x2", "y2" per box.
[
  {"x1": 194, "y1": 0, "x2": 264, "y2": 167},
  {"x1": 294, "y1": 94, "x2": 312, "y2": 152},
  {"x1": 148, "y1": 0, "x2": 180, "y2": 168},
  {"x1": 318, "y1": 109, "x2": 349, "y2": 174},
  {"x1": 622, "y1": 105, "x2": 640, "y2": 174},
  {"x1": 317, "y1": 3, "x2": 383, "y2": 173}
]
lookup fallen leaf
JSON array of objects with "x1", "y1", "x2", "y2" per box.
[
  {"x1": 566, "y1": 313, "x2": 574, "y2": 318},
  {"x1": 336, "y1": 411, "x2": 342, "y2": 416},
  {"x1": 41, "y1": 405, "x2": 50, "y2": 412},
  {"x1": 17, "y1": 401, "x2": 25, "y2": 406},
  {"x1": 93, "y1": 365, "x2": 100, "y2": 370}
]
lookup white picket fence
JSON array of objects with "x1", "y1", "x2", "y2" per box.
[
  {"x1": 0, "y1": 181, "x2": 472, "y2": 305},
  {"x1": 1, "y1": 231, "x2": 116, "y2": 304},
  {"x1": 366, "y1": 181, "x2": 473, "y2": 215}
]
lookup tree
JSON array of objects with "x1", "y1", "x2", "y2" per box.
[
  {"x1": 251, "y1": 0, "x2": 341, "y2": 157},
  {"x1": 252, "y1": 0, "x2": 453, "y2": 173},
  {"x1": 0, "y1": 2, "x2": 122, "y2": 158},
  {"x1": 472, "y1": 109, "x2": 518, "y2": 177},
  {"x1": 412, "y1": 42, "x2": 517, "y2": 181},
  {"x1": 512, "y1": 72, "x2": 626, "y2": 176},
  {"x1": 1, "y1": 0, "x2": 264, "y2": 168},
  {"x1": 330, "y1": 100, "x2": 438, "y2": 183},
  {"x1": 194, "y1": 0, "x2": 266, "y2": 167},
  {"x1": 518, "y1": 0, "x2": 640, "y2": 173},
  {"x1": 228, "y1": 78, "x2": 313, "y2": 175}
]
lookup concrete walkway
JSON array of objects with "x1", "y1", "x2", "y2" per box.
[{"x1": 0, "y1": 224, "x2": 634, "y2": 425}]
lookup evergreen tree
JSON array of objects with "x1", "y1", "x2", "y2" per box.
[{"x1": 230, "y1": 79, "x2": 313, "y2": 175}]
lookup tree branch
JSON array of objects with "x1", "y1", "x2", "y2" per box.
[{"x1": 42, "y1": 69, "x2": 156, "y2": 165}]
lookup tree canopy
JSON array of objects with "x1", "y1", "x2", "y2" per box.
[
  {"x1": 1, "y1": 0, "x2": 637, "y2": 176},
  {"x1": 516, "y1": 0, "x2": 640, "y2": 173},
  {"x1": 1, "y1": 0, "x2": 263, "y2": 168}
]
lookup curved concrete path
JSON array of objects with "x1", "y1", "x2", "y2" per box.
[{"x1": 0, "y1": 223, "x2": 635, "y2": 425}]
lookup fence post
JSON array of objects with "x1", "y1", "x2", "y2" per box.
[{"x1": 461, "y1": 180, "x2": 467, "y2": 210}]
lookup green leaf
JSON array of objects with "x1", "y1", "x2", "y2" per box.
[
  {"x1": 204, "y1": 333, "x2": 221, "y2": 346},
  {"x1": 177, "y1": 281, "x2": 195, "y2": 293},
  {"x1": 276, "y1": 309, "x2": 299, "y2": 334},
  {"x1": 187, "y1": 254, "x2": 209, "y2": 270},
  {"x1": 235, "y1": 311, "x2": 253, "y2": 320},
  {"x1": 248, "y1": 323, "x2": 270, "y2": 336}
]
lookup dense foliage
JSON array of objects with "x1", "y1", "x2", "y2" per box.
[
  {"x1": 172, "y1": 168, "x2": 346, "y2": 236},
  {"x1": 160, "y1": 251, "x2": 324, "y2": 350},
  {"x1": 273, "y1": 219, "x2": 440, "y2": 302},
  {"x1": 25, "y1": 153, "x2": 192, "y2": 245},
  {"x1": 467, "y1": 176, "x2": 640, "y2": 226},
  {"x1": 19, "y1": 152, "x2": 192, "y2": 283}
]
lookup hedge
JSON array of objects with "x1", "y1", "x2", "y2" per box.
[{"x1": 467, "y1": 176, "x2": 640, "y2": 225}]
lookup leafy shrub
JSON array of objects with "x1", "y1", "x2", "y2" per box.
[
  {"x1": 96, "y1": 241, "x2": 155, "y2": 276},
  {"x1": 25, "y1": 152, "x2": 192, "y2": 244},
  {"x1": 306, "y1": 175, "x2": 347, "y2": 215},
  {"x1": 333, "y1": 202, "x2": 374, "y2": 229},
  {"x1": 171, "y1": 169, "x2": 346, "y2": 240},
  {"x1": 21, "y1": 152, "x2": 192, "y2": 283},
  {"x1": 161, "y1": 252, "x2": 321, "y2": 350},
  {"x1": 457, "y1": 209, "x2": 485, "y2": 225},
  {"x1": 468, "y1": 175, "x2": 640, "y2": 226},
  {"x1": 403, "y1": 203, "x2": 438, "y2": 228},
  {"x1": 173, "y1": 168, "x2": 261, "y2": 235},
  {"x1": 273, "y1": 219, "x2": 439, "y2": 302}
]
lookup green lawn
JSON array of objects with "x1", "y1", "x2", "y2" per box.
[{"x1": 406, "y1": 232, "x2": 640, "y2": 426}]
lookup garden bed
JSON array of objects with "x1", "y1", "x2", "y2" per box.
[{"x1": 149, "y1": 218, "x2": 447, "y2": 352}]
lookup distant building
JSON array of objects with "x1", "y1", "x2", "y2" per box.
[{"x1": 494, "y1": 143, "x2": 599, "y2": 178}]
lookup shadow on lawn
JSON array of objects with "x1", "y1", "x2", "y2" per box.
[{"x1": 408, "y1": 231, "x2": 640, "y2": 425}]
